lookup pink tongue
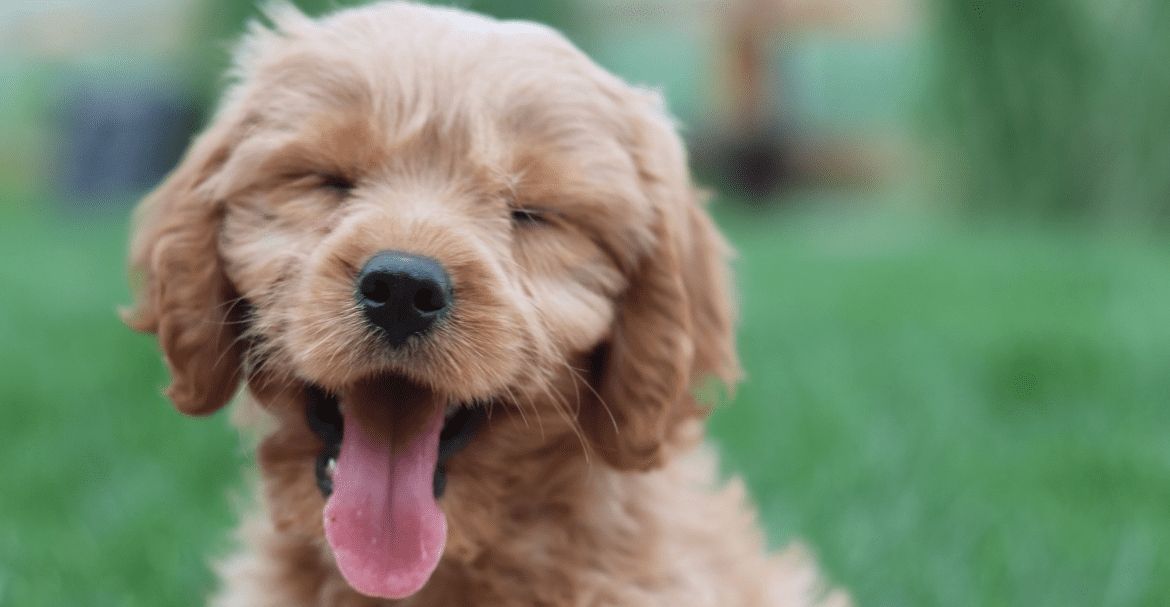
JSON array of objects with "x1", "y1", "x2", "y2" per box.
[{"x1": 323, "y1": 404, "x2": 447, "y2": 599}]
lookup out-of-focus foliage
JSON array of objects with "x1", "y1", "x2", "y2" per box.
[{"x1": 923, "y1": 0, "x2": 1170, "y2": 224}]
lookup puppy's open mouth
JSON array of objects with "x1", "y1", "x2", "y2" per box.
[
  {"x1": 304, "y1": 380, "x2": 486, "y2": 599},
  {"x1": 307, "y1": 388, "x2": 484, "y2": 499}
]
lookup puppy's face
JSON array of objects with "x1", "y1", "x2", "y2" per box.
[
  {"x1": 216, "y1": 30, "x2": 646, "y2": 406},
  {"x1": 125, "y1": 2, "x2": 738, "y2": 600}
]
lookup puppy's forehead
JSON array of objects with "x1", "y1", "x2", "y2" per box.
[
  {"x1": 225, "y1": 2, "x2": 655, "y2": 237},
  {"x1": 243, "y1": 4, "x2": 629, "y2": 149}
]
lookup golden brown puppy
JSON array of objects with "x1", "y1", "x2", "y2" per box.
[{"x1": 125, "y1": 2, "x2": 847, "y2": 605}]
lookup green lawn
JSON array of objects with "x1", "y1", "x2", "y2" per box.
[{"x1": 1, "y1": 199, "x2": 1168, "y2": 606}]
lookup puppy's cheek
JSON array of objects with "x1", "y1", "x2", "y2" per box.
[
  {"x1": 286, "y1": 299, "x2": 371, "y2": 387},
  {"x1": 220, "y1": 226, "x2": 308, "y2": 296},
  {"x1": 429, "y1": 281, "x2": 533, "y2": 398},
  {"x1": 528, "y1": 281, "x2": 614, "y2": 354},
  {"x1": 283, "y1": 250, "x2": 373, "y2": 388}
]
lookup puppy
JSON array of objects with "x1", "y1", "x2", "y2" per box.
[{"x1": 125, "y1": 2, "x2": 846, "y2": 605}]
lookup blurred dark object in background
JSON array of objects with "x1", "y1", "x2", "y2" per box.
[
  {"x1": 704, "y1": 0, "x2": 912, "y2": 199},
  {"x1": 55, "y1": 82, "x2": 199, "y2": 209},
  {"x1": 694, "y1": 126, "x2": 903, "y2": 200},
  {"x1": 716, "y1": 125, "x2": 795, "y2": 198}
]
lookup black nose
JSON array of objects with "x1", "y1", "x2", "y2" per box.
[{"x1": 356, "y1": 251, "x2": 453, "y2": 346}]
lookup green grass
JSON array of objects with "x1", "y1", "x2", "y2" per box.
[
  {"x1": 2, "y1": 199, "x2": 1169, "y2": 606},
  {"x1": 0, "y1": 207, "x2": 245, "y2": 606},
  {"x1": 712, "y1": 201, "x2": 1170, "y2": 606}
]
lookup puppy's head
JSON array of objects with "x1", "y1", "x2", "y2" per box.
[{"x1": 126, "y1": 1, "x2": 738, "y2": 599}]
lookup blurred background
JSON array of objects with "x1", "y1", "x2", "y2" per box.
[{"x1": 2, "y1": 0, "x2": 1169, "y2": 605}]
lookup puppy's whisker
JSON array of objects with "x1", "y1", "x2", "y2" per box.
[
  {"x1": 191, "y1": 295, "x2": 248, "y2": 326},
  {"x1": 210, "y1": 295, "x2": 262, "y2": 372},
  {"x1": 536, "y1": 365, "x2": 591, "y2": 465},
  {"x1": 502, "y1": 384, "x2": 532, "y2": 430},
  {"x1": 556, "y1": 380, "x2": 592, "y2": 463},
  {"x1": 519, "y1": 384, "x2": 547, "y2": 441},
  {"x1": 560, "y1": 360, "x2": 616, "y2": 438}
]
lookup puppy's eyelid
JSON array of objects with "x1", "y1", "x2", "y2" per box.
[
  {"x1": 319, "y1": 174, "x2": 355, "y2": 194},
  {"x1": 510, "y1": 207, "x2": 551, "y2": 227}
]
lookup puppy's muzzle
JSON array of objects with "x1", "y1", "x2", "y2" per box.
[{"x1": 356, "y1": 251, "x2": 453, "y2": 346}]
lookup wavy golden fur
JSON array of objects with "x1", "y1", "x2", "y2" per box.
[{"x1": 125, "y1": 2, "x2": 847, "y2": 605}]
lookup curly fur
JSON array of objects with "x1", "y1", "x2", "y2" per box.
[{"x1": 125, "y1": 2, "x2": 848, "y2": 605}]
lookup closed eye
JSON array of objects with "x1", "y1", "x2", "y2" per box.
[
  {"x1": 319, "y1": 174, "x2": 355, "y2": 195},
  {"x1": 511, "y1": 208, "x2": 548, "y2": 226}
]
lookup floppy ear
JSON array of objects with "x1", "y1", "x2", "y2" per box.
[
  {"x1": 123, "y1": 118, "x2": 245, "y2": 416},
  {"x1": 582, "y1": 92, "x2": 741, "y2": 471}
]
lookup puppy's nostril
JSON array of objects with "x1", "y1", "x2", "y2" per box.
[
  {"x1": 360, "y1": 276, "x2": 393, "y2": 305},
  {"x1": 413, "y1": 285, "x2": 445, "y2": 313}
]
